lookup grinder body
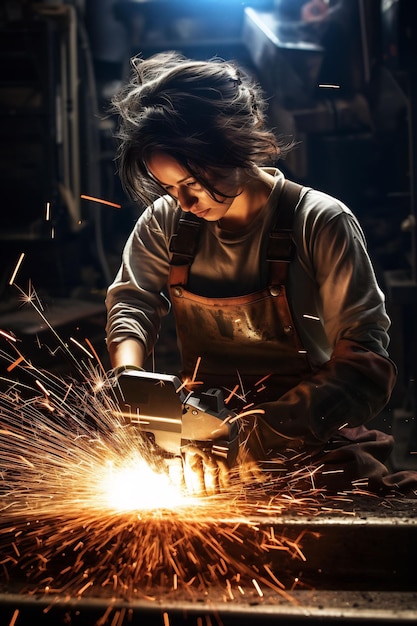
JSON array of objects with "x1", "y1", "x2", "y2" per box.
[{"x1": 114, "y1": 370, "x2": 239, "y2": 467}]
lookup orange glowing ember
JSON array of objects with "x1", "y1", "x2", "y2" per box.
[{"x1": 80, "y1": 194, "x2": 122, "y2": 208}]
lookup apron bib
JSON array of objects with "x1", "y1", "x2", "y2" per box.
[{"x1": 168, "y1": 180, "x2": 309, "y2": 399}]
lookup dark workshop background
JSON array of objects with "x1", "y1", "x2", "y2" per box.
[{"x1": 0, "y1": 0, "x2": 416, "y2": 470}]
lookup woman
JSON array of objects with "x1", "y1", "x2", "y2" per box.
[{"x1": 106, "y1": 51, "x2": 410, "y2": 494}]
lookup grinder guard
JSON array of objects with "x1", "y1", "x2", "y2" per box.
[{"x1": 113, "y1": 370, "x2": 239, "y2": 467}]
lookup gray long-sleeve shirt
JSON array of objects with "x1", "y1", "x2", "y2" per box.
[{"x1": 106, "y1": 168, "x2": 391, "y2": 368}]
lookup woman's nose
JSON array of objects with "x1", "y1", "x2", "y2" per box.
[{"x1": 178, "y1": 186, "x2": 197, "y2": 211}]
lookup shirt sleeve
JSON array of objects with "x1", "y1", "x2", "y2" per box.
[
  {"x1": 258, "y1": 193, "x2": 397, "y2": 443},
  {"x1": 105, "y1": 198, "x2": 177, "y2": 355},
  {"x1": 301, "y1": 195, "x2": 391, "y2": 355}
]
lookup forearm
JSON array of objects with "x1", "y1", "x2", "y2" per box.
[
  {"x1": 106, "y1": 200, "x2": 175, "y2": 371},
  {"x1": 108, "y1": 337, "x2": 147, "y2": 369}
]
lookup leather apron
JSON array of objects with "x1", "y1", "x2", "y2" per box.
[{"x1": 168, "y1": 181, "x2": 312, "y2": 455}]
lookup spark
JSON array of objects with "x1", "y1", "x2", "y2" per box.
[
  {"x1": 191, "y1": 356, "x2": 202, "y2": 383},
  {"x1": 35, "y1": 379, "x2": 50, "y2": 396},
  {"x1": 84, "y1": 337, "x2": 107, "y2": 377},
  {"x1": 252, "y1": 578, "x2": 263, "y2": 597},
  {"x1": 45, "y1": 201, "x2": 51, "y2": 221},
  {"x1": 62, "y1": 382, "x2": 73, "y2": 404},
  {"x1": 228, "y1": 408, "x2": 265, "y2": 424},
  {"x1": 255, "y1": 374, "x2": 272, "y2": 387},
  {"x1": 263, "y1": 564, "x2": 285, "y2": 589},
  {"x1": 176, "y1": 375, "x2": 204, "y2": 394},
  {"x1": 69, "y1": 336, "x2": 94, "y2": 359},
  {"x1": 0, "y1": 330, "x2": 17, "y2": 343},
  {"x1": 10, "y1": 283, "x2": 84, "y2": 374},
  {"x1": 224, "y1": 384, "x2": 239, "y2": 405},
  {"x1": 236, "y1": 369, "x2": 247, "y2": 401},
  {"x1": 6, "y1": 356, "x2": 24, "y2": 372},
  {"x1": 18, "y1": 281, "x2": 45, "y2": 311},
  {"x1": 81, "y1": 194, "x2": 122, "y2": 209},
  {"x1": 318, "y1": 84, "x2": 341, "y2": 89},
  {"x1": 222, "y1": 381, "x2": 249, "y2": 405},
  {"x1": 9, "y1": 253, "x2": 25, "y2": 286}
]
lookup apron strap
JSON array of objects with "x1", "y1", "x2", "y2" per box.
[
  {"x1": 267, "y1": 180, "x2": 303, "y2": 286},
  {"x1": 168, "y1": 179, "x2": 304, "y2": 287},
  {"x1": 169, "y1": 211, "x2": 203, "y2": 286}
]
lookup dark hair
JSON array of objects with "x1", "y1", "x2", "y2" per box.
[{"x1": 111, "y1": 51, "x2": 288, "y2": 205}]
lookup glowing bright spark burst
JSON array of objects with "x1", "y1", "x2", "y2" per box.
[
  {"x1": 98, "y1": 457, "x2": 195, "y2": 512},
  {"x1": 0, "y1": 362, "x2": 188, "y2": 520}
]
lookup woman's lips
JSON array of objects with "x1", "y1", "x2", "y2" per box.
[{"x1": 193, "y1": 208, "x2": 210, "y2": 218}]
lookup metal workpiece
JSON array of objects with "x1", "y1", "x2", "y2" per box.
[
  {"x1": 0, "y1": 589, "x2": 416, "y2": 625},
  {"x1": 1, "y1": 497, "x2": 416, "y2": 625}
]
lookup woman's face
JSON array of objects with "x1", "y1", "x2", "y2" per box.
[{"x1": 145, "y1": 152, "x2": 241, "y2": 221}]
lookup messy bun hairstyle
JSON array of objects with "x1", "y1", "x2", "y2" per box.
[{"x1": 112, "y1": 51, "x2": 287, "y2": 205}]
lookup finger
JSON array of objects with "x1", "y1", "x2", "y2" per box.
[
  {"x1": 216, "y1": 459, "x2": 230, "y2": 491},
  {"x1": 203, "y1": 461, "x2": 219, "y2": 496},
  {"x1": 183, "y1": 452, "x2": 206, "y2": 494},
  {"x1": 166, "y1": 456, "x2": 184, "y2": 488}
]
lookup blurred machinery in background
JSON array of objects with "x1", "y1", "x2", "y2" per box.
[
  {"x1": 375, "y1": 0, "x2": 417, "y2": 470},
  {"x1": 0, "y1": 0, "x2": 110, "y2": 300},
  {"x1": 4, "y1": 0, "x2": 413, "y2": 295},
  {"x1": 243, "y1": 0, "x2": 417, "y2": 469},
  {"x1": 0, "y1": 2, "x2": 82, "y2": 295}
]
